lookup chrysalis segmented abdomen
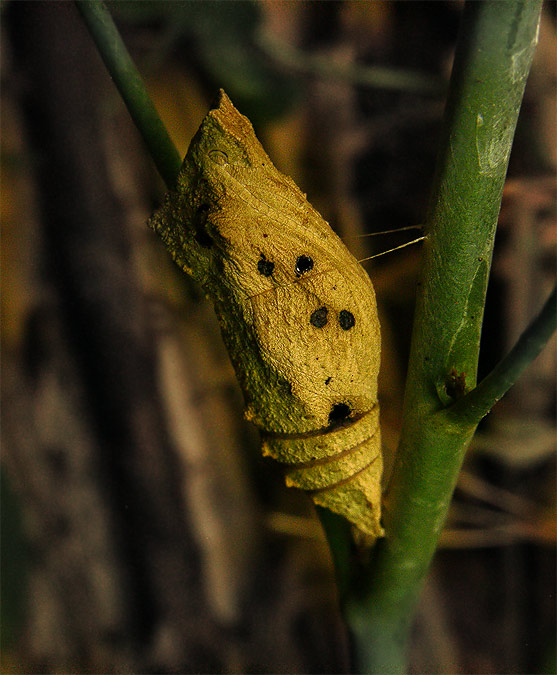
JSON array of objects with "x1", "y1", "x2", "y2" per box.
[{"x1": 262, "y1": 404, "x2": 382, "y2": 538}]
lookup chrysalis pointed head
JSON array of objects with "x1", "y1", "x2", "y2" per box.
[{"x1": 149, "y1": 90, "x2": 275, "y2": 292}]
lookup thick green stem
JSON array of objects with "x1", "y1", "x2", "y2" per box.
[
  {"x1": 343, "y1": 2, "x2": 543, "y2": 673},
  {"x1": 76, "y1": 0, "x2": 181, "y2": 188}
]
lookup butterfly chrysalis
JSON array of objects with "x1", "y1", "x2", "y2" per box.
[{"x1": 150, "y1": 90, "x2": 383, "y2": 543}]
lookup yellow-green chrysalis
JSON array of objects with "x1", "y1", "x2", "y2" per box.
[{"x1": 150, "y1": 90, "x2": 383, "y2": 543}]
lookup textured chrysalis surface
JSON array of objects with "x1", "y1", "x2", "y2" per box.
[{"x1": 150, "y1": 90, "x2": 383, "y2": 542}]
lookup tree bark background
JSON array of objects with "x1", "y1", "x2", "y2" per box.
[{"x1": 4, "y1": 2, "x2": 226, "y2": 671}]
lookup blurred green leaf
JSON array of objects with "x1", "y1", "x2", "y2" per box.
[{"x1": 110, "y1": 0, "x2": 300, "y2": 124}]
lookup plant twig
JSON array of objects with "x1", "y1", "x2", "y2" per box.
[
  {"x1": 451, "y1": 286, "x2": 556, "y2": 423},
  {"x1": 339, "y1": 3, "x2": 543, "y2": 673},
  {"x1": 76, "y1": 0, "x2": 181, "y2": 188}
]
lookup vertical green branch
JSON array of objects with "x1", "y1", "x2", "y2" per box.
[
  {"x1": 343, "y1": 2, "x2": 543, "y2": 673},
  {"x1": 76, "y1": 0, "x2": 181, "y2": 187}
]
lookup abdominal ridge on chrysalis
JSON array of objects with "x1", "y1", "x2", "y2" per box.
[{"x1": 149, "y1": 89, "x2": 384, "y2": 544}]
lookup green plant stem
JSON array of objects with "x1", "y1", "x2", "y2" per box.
[
  {"x1": 337, "y1": 2, "x2": 543, "y2": 673},
  {"x1": 316, "y1": 507, "x2": 357, "y2": 600},
  {"x1": 76, "y1": 0, "x2": 181, "y2": 188},
  {"x1": 451, "y1": 286, "x2": 556, "y2": 424}
]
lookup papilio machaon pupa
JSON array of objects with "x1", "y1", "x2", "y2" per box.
[{"x1": 150, "y1": 90, "x2": 383, "y2": 544}]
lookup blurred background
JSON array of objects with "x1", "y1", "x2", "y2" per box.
[{"x1": 1, "y1": 1, "x2": 555, "y2": 673}]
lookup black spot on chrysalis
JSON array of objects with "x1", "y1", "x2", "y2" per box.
[
  {"x1": 280, "y1": 379, "x2": 293, "y2": 396},
  {"x1": 310, "y1": 306, "x2": 328, "y2": 328},
  {"x1": 194, "y1": 204, "x2": 214, "y2": 248},
  {"x1": 339, "y1": 310, "x2": 355, "y2": 330},
  {"x1": 295, "y1": 255, "x2": 314, "y2": 276},
  {"x1": 328, "y1": 402, "x2": 352, "y2": 425},
  {"x1": 325, "y1": 377, "x2": 332, "y2": 385},
  {"x1": 257, "y1": 253, "x2": 275, "y2": 277}
]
